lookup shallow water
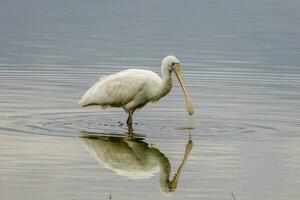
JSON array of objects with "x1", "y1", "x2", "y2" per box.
[{"x1": 0, "y1": 0, "x2": 300, "y2": 199}]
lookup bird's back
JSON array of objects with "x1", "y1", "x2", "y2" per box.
[{"x1": 79, "y1": 69, "x2": 162, "y2": 108}]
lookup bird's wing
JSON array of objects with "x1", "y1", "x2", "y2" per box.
[{"x1": 79, "y1": 70, "x2": 145, "y2": 107}]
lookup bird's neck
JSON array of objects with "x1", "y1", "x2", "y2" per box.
[
  {"x1": 150, "y1": 148, "x2": 172, "y2": 194},
  {"x1": 156, "y1": 65, "x2": 173, "y2": 99}
]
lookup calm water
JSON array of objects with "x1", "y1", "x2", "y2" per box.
[{"x1": 1, "y1": 0, "x2": 300, "y2": 199}]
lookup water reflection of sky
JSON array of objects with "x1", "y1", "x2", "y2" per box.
[{"x1": 0, "y1": 0, "x2": 300, "y2": 199}]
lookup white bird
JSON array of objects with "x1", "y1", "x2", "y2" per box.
[{"x1": 79, "y1": 55, "x2": 194, "y2": 125}]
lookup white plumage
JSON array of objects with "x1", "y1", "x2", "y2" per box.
[
  {"x1": 79, "y1": 55, "x2": 193, "y2": 125},
  {"x1": 79, "y1": 69, "x2": 162, "y2": 110}
]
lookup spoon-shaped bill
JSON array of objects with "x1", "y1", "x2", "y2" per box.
[{"x1": 174, "y1": 64, "x2": 194, "y2": 115}]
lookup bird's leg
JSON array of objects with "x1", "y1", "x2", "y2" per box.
[
  {"x1": 127, "y1": 123, "x2": 133, "y2": 135},
  {"x1": 126, "y1": 111, "x2": 133, "y2": 126},
  {"x1": 127, "y1": 112, "x2": 133, "y2": 135},
  {"x1": 126, "y1": 110, "x2": 135, "y2": 135}
]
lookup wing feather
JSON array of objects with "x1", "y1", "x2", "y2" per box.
[{"x1": 79, "y1": 70, "x2": 145, "y2": 108}]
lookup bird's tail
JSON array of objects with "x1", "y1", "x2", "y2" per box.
[
  {"x1": 78, "y1": 98, "x2": 89, "y2": 107},
  {"x1": 78, "y1": 95, "x2": 90, "y2": 107},
  {"x1": 78, "y1": 86, "x2": 95, "y2": 107},
  {"x1": 78, "y1": 82, "x2": 104, "y2": 107}
]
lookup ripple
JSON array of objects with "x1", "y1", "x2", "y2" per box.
[{"x1": 0, "y1": 109, "x2": 285, "y2": 141}]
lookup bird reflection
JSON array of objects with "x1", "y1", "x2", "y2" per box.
[{"x1": 80, "y1": 131, "x2": 193, "y2": 194}]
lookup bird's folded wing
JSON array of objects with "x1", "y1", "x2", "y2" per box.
[{"x1": 79, "y1": 71, "x2": 145, "y2": 107}]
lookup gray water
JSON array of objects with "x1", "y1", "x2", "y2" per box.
[{"x1": 1, "y1": 0, "x2": 300, "y2": 199}]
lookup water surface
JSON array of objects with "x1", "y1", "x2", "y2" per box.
[{"x1": 0, "y1": 0, "x2": 300, "y2": 199}]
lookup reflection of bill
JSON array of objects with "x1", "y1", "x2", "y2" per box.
[{"x1": 81, "y1": 132, "x2": 193, "y2": 195}]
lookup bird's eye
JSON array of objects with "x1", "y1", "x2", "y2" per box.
[{"x1": 169, "y1": 63, "x2": 176, "y2": 71}]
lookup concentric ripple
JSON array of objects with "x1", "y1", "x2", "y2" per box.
[{"x1": 0, "y1": 107, "x2": 285, "y2": 141}]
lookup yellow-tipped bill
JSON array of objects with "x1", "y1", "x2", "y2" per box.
[{"x1": 174, "y1": 64, "x2": 194, "y2": 115}]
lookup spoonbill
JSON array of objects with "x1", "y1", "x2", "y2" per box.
[{"x1": 79, "y1": 55, "x2": 194, "y2": 125}]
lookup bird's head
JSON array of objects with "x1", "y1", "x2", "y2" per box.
[
  {"x1": 162, "y1": 55, "x2": 194, "y2": 115},
  {"x1": 162, "y1": 55, "x2": 180, "y2": 72}
]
